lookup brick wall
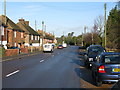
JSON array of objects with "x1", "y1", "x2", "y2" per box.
[
  {"x1": 21, "y1": 48, "x2": 29, "y2": 54},
  {"x1": 5, "y1": 49, "x2": 19, "y2": 56},
  {"x1": 7, "y1": 29, "x2": 14, "y2": 47}
]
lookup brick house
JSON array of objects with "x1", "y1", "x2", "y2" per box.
[
  {"x1": 0, "y1": 20, "x2": 7, "y2": 49},
  {"x1": 0, "y1": 15, "x2": 25, "y2": 49},
  {"x1": 17, "y1": 18, "x2": 40, "y2": 47},
  {"x1": 37, "y1": 30, "x2": 56, "y2": 44}
]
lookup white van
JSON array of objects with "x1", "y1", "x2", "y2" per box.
[
  {"x1": 43, "y1": 43, "x2": 54, "y2": 52},
  {"x1": 62, "y1": 43, "x2": 67, "y2": 48}
]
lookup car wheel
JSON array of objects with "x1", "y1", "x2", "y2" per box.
[
  {"x1": 95, "y1": 76, "x2": 102, "y2": 87},
  {"x1": 96, "y1": 81, "x2": 102, "y2": 87},
  {"x1": 51, "y1": 50, "x2": 53, "y2": 53}
]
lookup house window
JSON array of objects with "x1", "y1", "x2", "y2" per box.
[
  {"x1": 31, "y1": 35, "x2": 33, "y2": 40},
  {"x1": 21, "y1": 32, "x2": 24, "y2": 38},
  {"x1": 0, "y1": 26, "x2": 4, "y2": 35},
  {"x1": 14, "y1": 31, "x2": 16, "y2": 38},
  {"x1": 35, "y1": 36, "x2": 36, "y2": 40},
  {"x1": 38, "y1": 36, "x2": 39, "y2": 40},
  {"x1": 14, "y1": 43, "x2": 16, "y2": 47}
]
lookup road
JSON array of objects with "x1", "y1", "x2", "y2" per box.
[{"x1": 2, "y1": 46, "x2": 113, "y2": 88}]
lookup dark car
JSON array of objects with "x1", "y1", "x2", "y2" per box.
[
  {"x1": 9, "y1": 47, "x2": 20, "y2": 49},
  {"x1": 84, "y1": 45, "x2": 105, "y2": 68},
  {"x1": 92, "y1": 52, "x2": 120, "y2": 86},
  {"x1": 57, "y1": 45, "x2": 63, "y2": 49}
]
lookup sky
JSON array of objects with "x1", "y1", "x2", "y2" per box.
[{"x1": 0, "y1": 1, "x2": 117, "y2": 37}]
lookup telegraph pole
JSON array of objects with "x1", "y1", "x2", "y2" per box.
[
  {"x1": 44, "y1": 25, "x2": 46, "y2": 37},
  {"x1": 63, "y1": 31, "x2": 64, "y2": 44},
  {"x1": 84, "y1": 26, "x2": 87, "y2": 34},
  {"x1": 82, "y1": 33, "x2": 84, "y2": 46},
  {"x1": 104, "y1": 3, "x2": 107, "y2": 48},
  {"x1": 42, "y1": 21, "x2": 44, "y2": 50}
]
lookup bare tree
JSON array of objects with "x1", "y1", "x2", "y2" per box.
[{"x1": 94, "y1": 15, "x2": 104, "y2": 36}]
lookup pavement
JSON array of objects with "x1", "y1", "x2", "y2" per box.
[{"x1": 1, "y1": 51, "x2": 43, "y2": 62}]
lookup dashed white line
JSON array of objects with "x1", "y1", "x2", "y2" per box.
[
  {"x1": 40, "y1": 60, "x2": 44, "y2": 63},
  {"x1": 6, "y1": 70, "x2": 20, "y2": 77}
]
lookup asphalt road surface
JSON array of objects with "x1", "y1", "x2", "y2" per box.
[{"x1": 2, "y1": 46, "x2": 113, "y2": 88}]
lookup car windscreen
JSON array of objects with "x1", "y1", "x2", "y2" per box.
[
  {"x1": 88, "y1": 46, "x2": 105, "y2": 53},
  {"x1": 104, "y1": 55, "x2": 120, "y2": 64}
]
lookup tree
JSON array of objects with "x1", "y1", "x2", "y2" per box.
[
  {"x1": 106, "y1": 5, "x2": 120, "y2": 49},
  {"x1": 94, "y1": 15, "x2": 104, "y2": 36}
]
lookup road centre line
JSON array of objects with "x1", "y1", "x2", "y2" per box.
[
  {"x1": 6, "y1": 70, "x2": 20, "y2": 77},
  {"x1": 40, "y1": 60, "x2": 44, "y2": 63}
]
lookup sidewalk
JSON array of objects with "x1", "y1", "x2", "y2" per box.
[{"x1": 1, "y1": 51, "x2": 42, "y2": 62}]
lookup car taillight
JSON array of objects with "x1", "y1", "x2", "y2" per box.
[{"x1": 98, "y1": 65, "x2": 106, "y2": 73}]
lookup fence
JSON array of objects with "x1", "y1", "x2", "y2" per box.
[{"x1": 106, "y1": 48, "x2": 120, "y2": 53}]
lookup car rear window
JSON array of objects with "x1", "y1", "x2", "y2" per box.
[
  {"x1": 45, "y1": 45, "x2": 50, "y2": 48},
  {"x1": 59, "y1": 45, "x2": 62, "y2": 46},
  {"x1": 88, "y1": 46, "x2": 105, "y2": 53},
  {"x1": 104, "y1": 55, "x2": 120, "y2": 64}
]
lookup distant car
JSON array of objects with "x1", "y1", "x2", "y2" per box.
[
  {"x1": 43, "y1": 43, "x2": 54, "y2": 53},
  {"x1": 57, "y1": 45, "x2": 63, "y2": 49},
  {"x1": 92, "y1": 52, "x2": 120, "y2": 86},
  {"x1": 62, "y1": 43, "x2": 67, "y2": 48},
  {"x1": 84, "y1": 45, "x2": 105, "y2": 68}
]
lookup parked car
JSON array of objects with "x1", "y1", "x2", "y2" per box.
[
  {"x1": 9, "y1": 46, "x2": 20, "y2": 49},
  {"x1": 92, "y1": 52, "x2": 120, "y2": 86},
  {"x1": 43, "y1": 43, "x2": 54, "y2": 53},
  {"x1": 57, "y1": 45, "x2": 63, "y2": 49},
  {"x1": 62, "y1": 43, "x2": 67, "y2": 48},
  {"x1": 111, "y1": 80, "x2": 120, "y2": 89},
  {"x1": 84, "y1": 45, "x2": 105, "y2": 68}
]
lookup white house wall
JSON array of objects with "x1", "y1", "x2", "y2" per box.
[
  {"x1": 32, "y1": 43, "x2": 40, "y2": 47},
  {"x1": 2, "y1": 41, "x2": 7, "y2": 49}
]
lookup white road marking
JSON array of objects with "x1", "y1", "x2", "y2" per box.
[
  {"x1": 52, "y1": 55, "x2": 54, "y2": 57},
  {"x1": 40, "y1": 60, "x2": 44, "y2": 63},
  {"x1": 6, "y1": 70, "x2": 20, "y2": 77}
]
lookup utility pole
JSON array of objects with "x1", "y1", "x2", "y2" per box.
[
  {"x1": 92, "y1": 33, "x2": 93, "y2": 45},
  {"x1": 1, "y1": 0, "x2": 7, "y2": 47},
  {"x1": 104, "y1": 3, "x2": 107, "y2": 48},
  {"x1": 84, "y1": 26, "x2": 87, "y2": 34},
  {"x1": 44, "y1": 25, "x2": 46, "y2": 37},
  {"x1": 82, "y1": 33, "x2": 84, "y2": 46},
  {"x1": 4, "y1": 0, "x2": 6, "y2": 25},
  {"x1": 53, "y1": 31, "x2": 55, "y2": 43},
  {"x1": 42, "y1": 21, "x2": 44, "y2": 50},
  {"x1": 63, "y1": 31, "x2": 64, "y2": 44}
]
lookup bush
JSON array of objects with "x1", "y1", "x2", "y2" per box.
[{"x1": 0, "y1": 47, "x2": 5, "y2": 57}]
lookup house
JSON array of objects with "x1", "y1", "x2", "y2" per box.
[
  {"x1": 37, "y1": 30, "x2": 55, "y2": 44},
  {"x1": 17, "y1": 18, "x2": 40, "y2": 47},
  {"x1": 0, "y1": 20, "x2": 7, "y2": 49},
  {"x1": 0, "y1": 15, "x2": 25, "y2": 49}
]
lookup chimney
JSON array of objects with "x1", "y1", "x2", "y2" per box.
[
  {"x1": 25, "y1": 21, "x2": 29, "y2": 26},
  {"x1": 19, "y1": 18, "x2": 25, "y2": 22}
]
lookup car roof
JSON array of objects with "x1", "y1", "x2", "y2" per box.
[
  {"x1": 101, "y1": 52, "x2": 120, "y2": 55},
  {"x1": 89, "y1": 45, "x2": 102, "y2": 47}
]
